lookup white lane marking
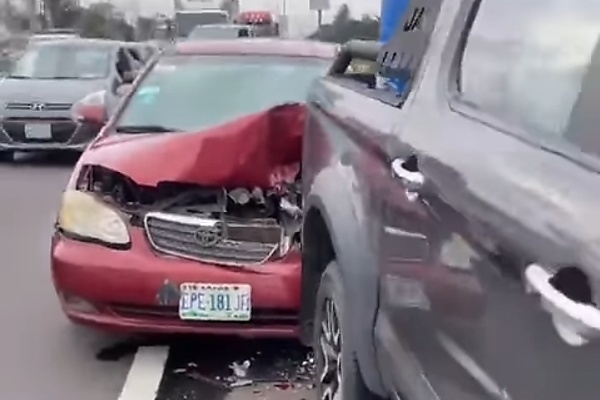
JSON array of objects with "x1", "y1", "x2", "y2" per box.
[{"x1": 118, "y1": 346, "x2": 169, "y2": 400}]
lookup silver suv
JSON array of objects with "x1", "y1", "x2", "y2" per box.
[{"x1": 0, "y1": 38, "x2": 146, "y2": 160}]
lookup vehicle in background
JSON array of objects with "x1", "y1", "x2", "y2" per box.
[
  {"x1": 174, "y1": 9, "x2": 230, "y2": 38},
  {"x1": 150, "y1": 22, "x2": 173, "y2": 43},
  {"x1": 186, "y1": 24, "x2": 254, "y2": 40},
  {"x1": 303, "y1": 0, "x2": 600, "y2": 399},
  {"x1": 0, "y1": 39, "x2": 148, "y2": 160},
  {"x1": 29, "y1": 28, "x2": 81, "y2": 44},
  {"x1": 236, "y1": 11, "x2": 279, "y2": 37},
  {"x1": 51, "y1": 39, "x2": 337, "y2": 337}
]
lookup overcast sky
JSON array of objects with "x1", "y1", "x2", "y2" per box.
[{"x1": 93, "y1": 0, "x2": 381, "y2": 17}]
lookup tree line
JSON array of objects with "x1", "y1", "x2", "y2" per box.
[{"x1": 1, "y1": 0, "x2": 154, "y2": 41}]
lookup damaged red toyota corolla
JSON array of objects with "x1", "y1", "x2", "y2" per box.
[{"x1": 50, "y1": 39, "x2": 337, "y2": 337}]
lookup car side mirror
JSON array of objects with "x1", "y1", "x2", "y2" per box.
[
  {"x1": 116, "y1": 83, "x2": 133, "y2": 97},
  {"x1": 71, "y1": 91, "x2": 107, "y2": 125},
  {"x1": 122, "y1": 70, "x2": 137, "y2": 84}
]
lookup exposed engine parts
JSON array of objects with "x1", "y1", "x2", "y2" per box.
[{"x1": 77, "y1": 165, "x2": 302, "y2": 266}]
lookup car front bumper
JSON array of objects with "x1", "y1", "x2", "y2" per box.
[
  {"x1": 51, "y1": 228, "x2": 301, "y2": 338},
  {"x1": 0, "y1": 118, "x2": 100, "y2": 152}
]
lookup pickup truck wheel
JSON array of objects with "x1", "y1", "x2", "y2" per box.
[{"x1": 314, "y1": 261, "x2": 380, "y2": 400}]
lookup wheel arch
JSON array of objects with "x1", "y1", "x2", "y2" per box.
[{"x1": 301, "y1": 180, "x2": 386, "y2": 397}]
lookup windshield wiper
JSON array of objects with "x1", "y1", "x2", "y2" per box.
[
  {"x1": 115, "y1": 125, "x2": 178, "y2": 133},
  {"x1": 7, "y1": 75, "x2": 30, "y2": 79}
]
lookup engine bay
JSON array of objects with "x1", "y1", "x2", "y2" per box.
[{"x1": 76, "y1": 165, "x2": 302, "y2": 265}]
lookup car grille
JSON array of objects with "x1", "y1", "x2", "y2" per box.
[
  {"x1": 4, "y1": 102, "x2": 72, "y2": 111},
  {"x1": 2, "y1": 118, "x2": 76, "y2": 143},
  {"x1": 144, "y1": 212, "x2": 282, "y2": 266}
]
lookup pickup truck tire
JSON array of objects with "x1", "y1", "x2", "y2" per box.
[{"x1": 314, "y1": 261, "x2": 381, "y2": 400}]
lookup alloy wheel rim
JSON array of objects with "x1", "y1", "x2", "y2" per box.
[{"x1": 318, "y1": 297, "x2": 342, "y2": 400}]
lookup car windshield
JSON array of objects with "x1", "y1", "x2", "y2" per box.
[
  {"x1": 115, "y1": 54, "x2": 331, "y2": 133},
  {"x1": 10, "y1": 43, "x2": 112, "y2": 79},
  {"x1": 187, "y1": 26, "x2": 248, "y2": 39}
]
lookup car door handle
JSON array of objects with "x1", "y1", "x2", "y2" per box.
[
  {"x1": 525, "y1": 264, "x2": 600, "y2": 345},
  {"x1": 391, "y1": 158, "x2": 425, "y2": 192}
]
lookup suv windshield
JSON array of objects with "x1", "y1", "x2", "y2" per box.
[
  {"x1": 115, "y1": 55, "x2": 331, "y2": 134},
  {"x1": 10, "y1": 43, "x2": 112, "y2": 79}
]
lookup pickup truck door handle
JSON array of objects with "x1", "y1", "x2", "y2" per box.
[
  {"x1": 525, "y1": 263, "x2": 600, "y2": 346},
  {"x1": 391, "y1": 158, "x2": 425, "y2": 193}
]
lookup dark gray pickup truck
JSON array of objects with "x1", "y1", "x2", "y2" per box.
[{"x1": 301, "y1": 0, "x2": 600, "y2": 399}]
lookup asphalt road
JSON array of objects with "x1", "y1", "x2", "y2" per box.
[
  {"x1": 0, "y1": 153, "x2": 315, "y2": 400},
  {"x1": 0, "y1": 153, "x2": 133, "y2": 400}
]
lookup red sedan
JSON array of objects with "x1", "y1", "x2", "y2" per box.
[{"x1": 51, "y1": 39, "x2": 337, "y2": 338}]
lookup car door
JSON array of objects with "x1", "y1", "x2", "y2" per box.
[{"x1": 376, "y1": 0, "x2": 600, "y2": 400}]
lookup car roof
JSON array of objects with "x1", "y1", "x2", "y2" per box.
[
  {"x1": 29, "y1": 34, "x2": 78, "y2": 41},
  {"x1": 30, "y1": 38, "x2": 123, "y2": 48},
  {"x1": 174, "y1": 39, "x2": 338, "y2": 59}
]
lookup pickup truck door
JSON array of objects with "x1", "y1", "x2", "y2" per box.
[
  {"x1": 379, "y1": 99, "x2": 600, "y2": 400},
  {"x1": 376, "y1": 2, "x2": 600, "y2": 400}
]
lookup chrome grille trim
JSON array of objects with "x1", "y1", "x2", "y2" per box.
[
  {"x1": 0, "y1": 118, "x2": 78, "y2": 143},
  {"x1": 5, "y1": 102, "x2": 32, "y2": 110},
  {"x1": 5, "y1": 101, "x2": 72, "y2": 111},
  {"x1": 143, "y1": 211, "x2": 281, "y2": 266}
]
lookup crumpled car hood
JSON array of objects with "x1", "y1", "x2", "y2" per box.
[{"x1": 80, "y1": 104, "x2": 305, "y2": 188}]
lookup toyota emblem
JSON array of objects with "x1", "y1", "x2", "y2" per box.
[
  {"x1": 194, "y1": 223, "x2": 224, "y2": 247},
  {"x1": 31, "y1": 102, "x2": 45, "y2": 111}
]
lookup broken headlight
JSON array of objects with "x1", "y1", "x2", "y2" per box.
[{"x1": 57, "y1": 190, "x2": 131, "y2": 247}]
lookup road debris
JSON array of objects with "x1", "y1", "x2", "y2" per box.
[
  {"x1": 156, "y1": 337, "x2": 317, "y2": 399},
  {"x1": 230, "y1": 360, "x2": 251, "y2": 378}
]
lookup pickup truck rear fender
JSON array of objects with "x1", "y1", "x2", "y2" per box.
[{"x1": 301, "y1": 165, "x2": 386, "y2": 397}]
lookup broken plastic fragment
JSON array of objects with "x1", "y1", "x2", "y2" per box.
[
  {"x1": 274, "y1": 382, "x2": 292, "y2": 390},
  {"x1": 230, "y1": 360, "x2": 251, "y2": 378},
  {"x1": 230, "y1": 379, "x2": 253, "y2": 388},
  {"x1": 280, "y1": 197, "x2": 301, "y2": 219}
]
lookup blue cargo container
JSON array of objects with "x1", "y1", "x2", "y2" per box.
[
  {"x1": 380, "y1": 0, "x2": 409, "y2": 43},
  {"x1": 380, "y1": 0, "x2": 409, "y2": 94}
]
